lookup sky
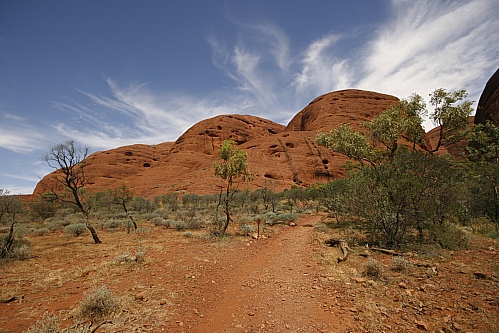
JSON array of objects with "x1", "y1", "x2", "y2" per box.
[{"x1": 1, "y1": 0, "x2": 498, "y2": 195}]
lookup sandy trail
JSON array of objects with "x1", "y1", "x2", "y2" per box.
[{"x1": 184, "y1": 215, "x2": 347, "y2": 333}]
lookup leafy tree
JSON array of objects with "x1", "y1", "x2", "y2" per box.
[
  {"x1": 29, "y1": 200, "x2": 56, "y2": 221},
  {"x1": 42, "y1": 140, "x2": 101, "y2": 243},
  {"x1": 428, "y1": 89, "x2": 474, "y2": 153},
  {"x1": 284, "y1": 185, "x2": 305, "y2": 205},
  {"x1": 316, "y1": 89, "x2": 473, "y2": 247},
  {"x1": 156, "y1": 193, "x2": 180, "y2": 212},
  {"x1": 130, "y1": 196, "x2": 156, "y2": 214},
  {"x1": 316, "y1": 88, "x2": 473, "y2": 161},
  {"x1": 0, "y1": 189, "x2": 25, "y2": 258},
  {"x1": 213, "y1": 140, "x2": 253, "y2": 234},
  {"x1": 464, "y1": 121, "x2": 499, "y2": 232},
  {"x1": 260, "y1": 180, "x2": 279, "y2": 212}
]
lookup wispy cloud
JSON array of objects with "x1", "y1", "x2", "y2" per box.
[
  {"x1": 50, "y1": 78, "x2": 244, "y2": 151},
  {"x1": 0, "y1": 121, "x2": 51, "y2": 153},
  {"x1": 210, "y1": 0, "x2": 498, "y2": 129},
  {"x1": 357, "y1": 0, "x2": 498, "y2": 96},
  {"x1": 291, "y1": 34, "x2": 352, "y2": 95},
  {"x1": 6, "y1": 0, "x2": 497, "y2": 156}
]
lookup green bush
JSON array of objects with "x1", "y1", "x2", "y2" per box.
[
  {"x1": 430, "y1": 222, "x2": 469, "y2": 250},
  {"x1": 239, "y1": 224, "x2": 256, "y2": 236},
  {"x1": 103, "y1": 220, "x2": 122, "y2": 230},
  {"x1": 46, "y1": 220, "x2": 69, "y2": 232},
  {"x1": 150, "y1": 217, "x2": 172, "y2": 228},
  {"x1": 363, "y1": 258, "x2": 382, "y2": 278},
  {"x1": 32, "y1": 228, "x2": 50, "y2": 236},
  {"x1": 64, "y1": 223, "x2": 87, "y2": 237},
  {"x1": 186, "y1": 218, "x2": 202, "y2": 229},
  {"x1": 134, "y1": 227, "x2": 150, "y2": 234},
  {"x1": 262, "y1": 211, "x2": 298, "y2": 225},
  {"x1": 170, "y1": 221, "x2": 187, "y2": 231}
]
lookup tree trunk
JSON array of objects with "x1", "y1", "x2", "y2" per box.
[
  {"x1": 84, "y1": 214, "x2": 101, "y2": 244},
  {"x1": 86, "y1": 223, "x2": 102, "y2": 244},
  {"x1": 222, "y1": 197, "x2": 230, "y2": 234},
  {"x1": 123, "y1": 202, "x2": 138, "y2": 230},
  {"x1": 0, "y1": 221, "x2": 16, "y2": 259}
]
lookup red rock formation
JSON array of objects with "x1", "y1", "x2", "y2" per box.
[
  {"x1": 33, "y1": 90, "x2": 405, "y2": 198},
  {"x1": 475, "y1": 68, "x2": 499, "y2": 126}
]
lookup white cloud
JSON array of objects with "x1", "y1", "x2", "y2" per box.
[
  {"x1": 15, "y1": 0, "x2": 499, "y2": 154},
  {"x1": 357, "y1": 0, "x2": 499, "y2": 102},
  {"x1": 291, "y1": 34, "x2": 352, "y2": 94},
  {"x1": 0, "y1": 123, "x2": 51, "y2": 153},
  {"x1": 50, "y1": 78, "x2": 244, "y2": 151}
]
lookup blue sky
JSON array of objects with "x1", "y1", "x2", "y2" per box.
[{"x1": 1, "y1": 0, "x2": 498, "y2": 194}]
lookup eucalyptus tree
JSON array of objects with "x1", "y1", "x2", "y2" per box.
[
  {"x1": 213, "y1": 140, "x2": 253, "y2": 234},
  {"x1": 316, "y1": 89, "x2": 473, "y2": 247},
  {"x1": 464, "y1": 121, "x2": 499, "y2": 232}
]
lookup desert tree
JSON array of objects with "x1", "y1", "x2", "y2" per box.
[
  {"x1": 42, "y1": 140, "x2": 101, "y2": 243},
  {"x1": 112, "y1": 184, "x2": 137, "y2": 232},
  {"x1": 0, "y1": 189, "x2": 25, "y2": 258},
  {"x1": 214, "y1": 140, "x2": 253, "y2": 234},
  {"x1": 316, "y1": 89, "x2": 473, "y2": 163},
  {"x1": 427, "y1": 89, "x2": 474, "y2": 153},
  {"x1": 464, "y1": 121, "x2": 499, "y2": 233},
  {"x1": 316, "y1": 89, "x2": 473, "y2": 247}
]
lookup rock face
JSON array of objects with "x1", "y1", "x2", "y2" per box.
[
  {"x1": 475, "y1": 68, "x2": 499, "y2": 126},
  {"x1": 34, "y1": 89, "x2": 401, "y2": 197}
]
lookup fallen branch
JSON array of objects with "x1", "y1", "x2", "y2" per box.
[
  {"x1": 325, "y1": 238, "x2": 355, "y2": 263},
  {"x1": 370, "y1": 247, "x2": 402, "y2": 256},
  {"x1": 0, "y1": 296, "x2": 17, "y2": 303},
  {"x1": 91, "y1": 320, "x2": 113, "y2": 333}
]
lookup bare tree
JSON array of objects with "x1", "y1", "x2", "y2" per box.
[
  {"x1": 0, "y1": 189, "x2": 24, "y2": 258},
  {"x1": 42, "y1": 140, "x2": 101, "y2": 243}
]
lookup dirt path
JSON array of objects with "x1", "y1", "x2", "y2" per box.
[
  {"x1": 2, "y1": 213, "x2": 498, "y2": 333},
  {"x1": 176, "y1": 215, "x2": 351, "y2": 333}
]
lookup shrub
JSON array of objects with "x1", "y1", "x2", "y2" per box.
[
  {"x1": 64, "y1": 223, "x2": 87, "y2": 237},
  {"x1": 239, "y1": 224, "x2": 256, "y2": 236},
  {"x1": 113, "y1": 246, "x2": 146, "y2": 264},
  {"x1": 135, "y1": 246, "x2": 146, "y2": 263},
  {"x1": 431, "y1": 222, "x2": 469, "y2": 250},
  {"x1": 186, "y1": 218, "x2": 202, "y2": 229},
  {"x1": 391, "y1": 256, "x2": 412, "y2": 272},
  {"x1": 0, "y1": 237, "x2": 30, "y2": 261},
  {"x1": 46, "y1": 220, "x2": 69, "y2": 232},
  {"x1": 134, "y1": 227, "x2": 150, "y2": 236},
  {"x1": 262, "y1": 212, "x2": 298, "y2": 225},
  {"x1": 363, "y1": 258, "x2": 382, "y2": 278},
  {"x1": 103, "y1": 220, "x2": 122, "y2": 231},
  {"x1": 23, "y1": 313, "x2": 60, "y2": 333},
  {"x1": 170, "y1": 221, "x2": 187, "y2": 231},
  {"x1": 23, "y1": 313, "x2": 94, "y2": 333},
  {"x1": 469, "y1": 216, "x2": 496, "y2": 235},
  {"x1": 183, "y1": 231, "x2": 193, "y2": 238},
  {"x1": 78, "y1": 286, "x2": 119, "y2": 320},
  {"x1": 32, "y1": 228, "x2": 50, "y2": 236},
  {"x1": 150, "y1": 217, "x2": 171, "y2": 228}
]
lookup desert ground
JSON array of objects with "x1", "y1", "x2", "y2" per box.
[{"x1": 1, "y1": 214, "x2": 498, "y2": 333}]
